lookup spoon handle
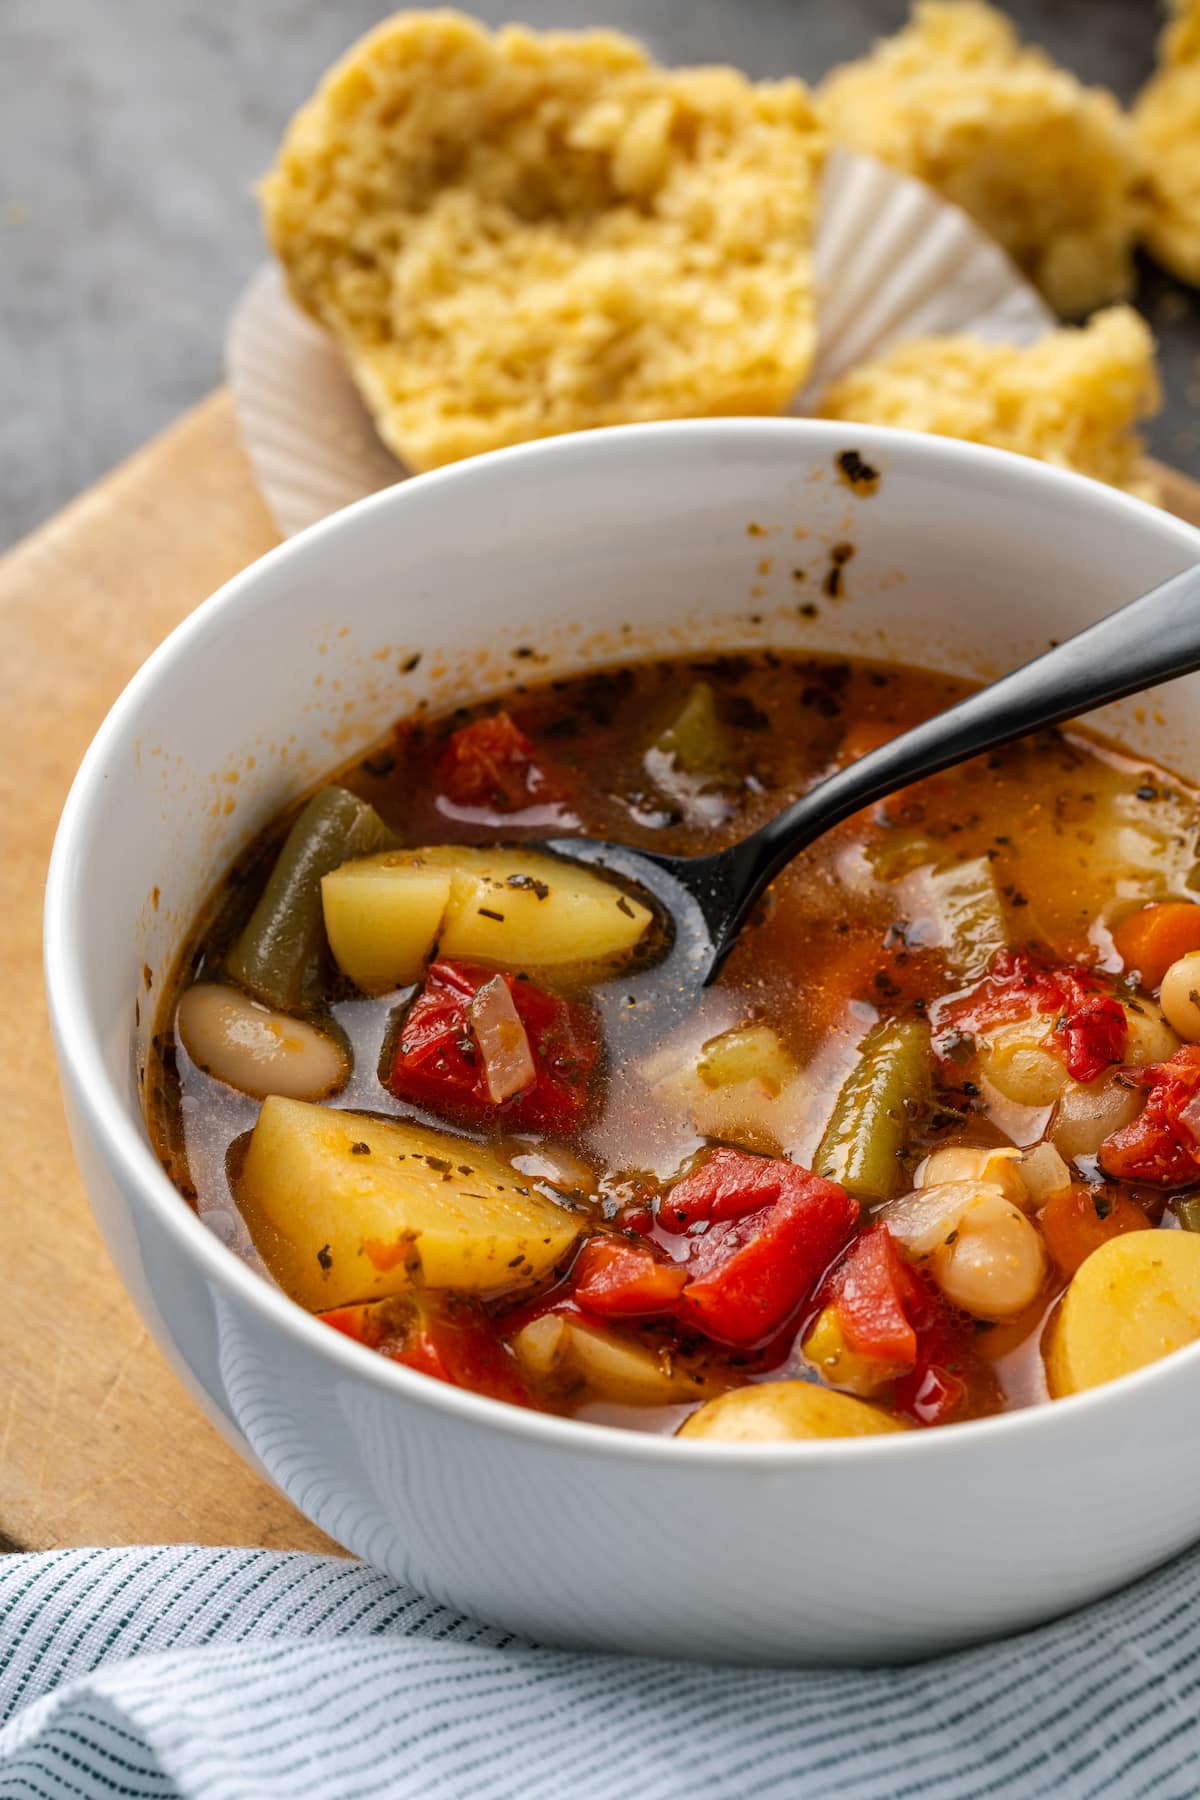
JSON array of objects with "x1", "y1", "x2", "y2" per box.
[{"x1": 718, "y1": 560, "x2": 1200, "y2": 956}]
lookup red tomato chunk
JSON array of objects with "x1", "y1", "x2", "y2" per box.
[
  {"x1": 1100, "y1": 1044, "x2": 1200, "y2": 1185},
  {"x1": 386, "y1": 960, "x2": 598, "y2": 1132},
  {"x1": 437, "y1": 711, "x2": 563, "y2": 813},
  {"x1": 572, "y1": 1238, "x2": 689, "y2": 1320},
  {"x1": 821, "y1": 1224, "x2": 917, "y2": 1366},
  {"x1": 936, "y1": 948, "x2": 1127, "y2": 1084},
  {"x1": 657, "y1": 1150, "x2": 858, "y2": 1349},
  {"x1": 322, "y1": 1295, "x2": 530, "y2": 1407},
  {"x1": 815, "y1": 1225, "x2": 977, "y2": 1426},
  {"x1": 890, "y1": 1266, "x2": 976, "y2": 1427}
]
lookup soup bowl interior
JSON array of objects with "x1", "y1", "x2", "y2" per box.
[{"x1": 45, "y1": 420, "x2": 1200, "y2": 1663}]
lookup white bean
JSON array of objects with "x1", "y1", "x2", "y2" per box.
[
  {"x1": 177, "y1": 984, "x2": 347, "y2": 1102},
  {"x1": 1159, "y1": 952, "x2": 1200, "y2": 1043},
  {"x1": 931, "y1": 1191, "x2": 1047, "y2": 1319}
]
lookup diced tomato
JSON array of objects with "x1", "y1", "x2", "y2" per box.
[
  {"x1": 436, "y1": 712, "x2": 563, "y2": 814},
  {"x1": 820, "y1": 1225, "x2": 918, "y2": 1365},
  {"x1": 613, "y1": 1203, "x2": 655, "y2": 1236},
  {"x1": 321, "y1": 1294, "x2": 529, "y2": 1406},
  {"x1": 572, "y1": 1237, "x2": 689, "y2": 1320},
  {"x1": 1039, "y1": 1184, "x2": 1153, "y2": 1275},
  {"x1": 895, "y1": 1362, "x2": 965, "y2": 1428},
  {"x1": 1059, "y1": 993, "x2": 1128, "y2": 1084},
  {"x1": 386, "y1": 960, "x2": 598, "y2": 1132},
  {"x1": 656, "y1": 1145, "x2": 805, "y2": 1232},
  {"x1": 889, "y1": 1266, "x2": 974, "y2": 1427},
  {"x1": 1099, "y1": 1044, "x2": 1200, "y2": 1185},
  {"x1": 1113, "y1": 902, "x2": 1200, "y2": 991},
  {"x1": 813, "y1": 1225, "x2": 978, "y2": 1423},
  {"x1": 662, "y1": 1153, "x2": 857, "y2": 1348},
  {"x1": 934, "y1": 948, "x2": 1127, "y2": 1084}
]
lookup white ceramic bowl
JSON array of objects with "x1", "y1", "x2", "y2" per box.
[{"x1": 45, "y1": 421, "x2": 1200, "y2": 1665}]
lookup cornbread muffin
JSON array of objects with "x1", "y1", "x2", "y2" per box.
[
  {"x1": 1134, "y1": 0, "x2": 1200, "y2": 285},
  {"x1": 816, "y1": 307, "x2": 1161, "y2": 500},
  {"x1": 818, "y1": 2, "x2": 1146, "y2": 318},
  {"x1": 260, "y1": 12, "x2": 826, "y2": 472}
]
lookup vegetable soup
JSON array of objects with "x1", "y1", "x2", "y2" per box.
[{"x1": 146, "y1": 651, "x2": 1200, "y2": 1440}]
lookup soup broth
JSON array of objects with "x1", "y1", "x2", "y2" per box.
[{"x1": 147, "y1": 649, "x2": 1200, "y2": 1439}]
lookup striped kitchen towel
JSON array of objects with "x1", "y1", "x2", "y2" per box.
[{"x1": 2, "y1": 1545, "x2": 1200, "y2": 1798}]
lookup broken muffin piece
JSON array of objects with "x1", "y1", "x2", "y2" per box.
[
  {"x1": 260, "y1": 10, "x2": 826, "y2": 472},
  {"x1": 1134, "y1": 0, "x2": 1200, "y2": 286},
  {"x1": 818, "y1": 0, "x2": 1146, "y2": 318},
  {"x1": 816, "y1": 306, "x2": 1161, "y2": 501}
]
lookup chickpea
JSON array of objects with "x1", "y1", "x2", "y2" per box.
[
  {"x1": 931, "y1": 1190, "x2": 1047, "y2": 1319},
  {"x1": 978, "y1": 1022, "x2": 1069, "y2": 1107},
  {"x1": 177, "y1": 984, "x2": 348, "y2": 1102},
  {"x1": 1159, "y1": 952, "x2": 1200, "y2": 1043}
]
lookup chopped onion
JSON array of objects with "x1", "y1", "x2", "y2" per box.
[
  {"x1": 1050, "y1": 1074, "x2": 1142, "y2": 1162},
  {"x1": 469, "y1": 975, "x2": 536, "y2": 1103},
  {"x1": 1019, "y1": 1140, "x2": 1072, "y2": 1204},
  {"x1": 509, "y1": 1144, "x2": 598, "y2": 1195},
  {"x1": 884, "y1": 1180, "x2": 988, "y2": 1256}
]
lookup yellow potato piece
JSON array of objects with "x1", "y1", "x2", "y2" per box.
[
  {"x1": 240, "y1": 1096, "x2": 580, "y2": 1311},
  {"x1": 260, "y1": 14, "x2": 825, "y2": 472},
  {"x1": 802, "y1": 1309, "x2": 897, "y2": 1399},
  {"x1": 321, "y1": 858, "x2": 452, "y2": 994},
  {"x1": 420, "y1": 846, "x2": 652, "y2": 967},
  {"x1": 321, "y1": 845, "x2": 652, "y2": 990},
  {"x1": 678, "y1": 1380, "x2": 906, "y2": 1441},
  {"x1": 1045, "y1": 1230, "x2": 1200, "y2": 1398},
  {"x1": 511, "y1": 1313, "x2": 712, "y2": 1405}
]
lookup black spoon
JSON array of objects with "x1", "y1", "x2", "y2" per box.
[{"x1": 541, "y1": 561, "x2": 1200, "y2": 992}]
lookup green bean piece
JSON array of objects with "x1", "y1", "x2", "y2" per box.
[
  {"x1": 815, "y1": 1018, "x2": 932, "y2": 1206},
  {"x1": 1175, "y1": 1196, "x2": 1200, "y2": 1234},
  {"x1": 656, "y1": 682, "x2": 736, "y2": 782},
  {"x1": 926, "y1": 856, "x2": 1008, "y2": 980},
  {"x1": 227, "y1": 787, "x2": 392, "y2": 1010}
]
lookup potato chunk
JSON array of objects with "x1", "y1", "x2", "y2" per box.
[
  {"x1": 431, "y1": 846, "x2": 652, "y2": 966},
  {"x1": 678, "y1": 1381, "x2": 906, "y2": 1441},
  {"x1": 321, "y1": 859, "x2": 451, "y2": 994},
  {"x1": 240, "y1": 1096, "x2": 581, "y2": 1310},
  {"x1": 322, "y1": 846, "x2": 652, "y2": 989},
  {"x1": 511, "y1": 1313, "x2": 714, "y2": 1405},
  {"x1": 1045, "y1": 1229, "x2": 1200, "y2": 1397}
]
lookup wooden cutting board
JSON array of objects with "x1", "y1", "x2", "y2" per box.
[{"x1": 2, "y1": 393, "x2": 1198, "y2": 1555}]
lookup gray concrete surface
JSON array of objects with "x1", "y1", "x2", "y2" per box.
[{"x1": 2, "y1": 0, "x2": 1197, "y2": 552}]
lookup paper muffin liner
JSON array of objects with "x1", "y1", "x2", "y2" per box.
[{"x1": 226, "y1": 148, "x2": 1055, "y2": 538}]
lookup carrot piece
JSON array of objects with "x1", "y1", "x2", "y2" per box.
[
  {"x1": 1038, "y1": 1185, "x2": 1152, "y2": 1276},
  {"x1": 1113, "y1": 902, "x2": 1200, "y2": 990}
]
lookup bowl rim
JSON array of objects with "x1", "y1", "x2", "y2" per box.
[{"x1": 44, "y1": 416, "x2": 1200, "y2": 1469}]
